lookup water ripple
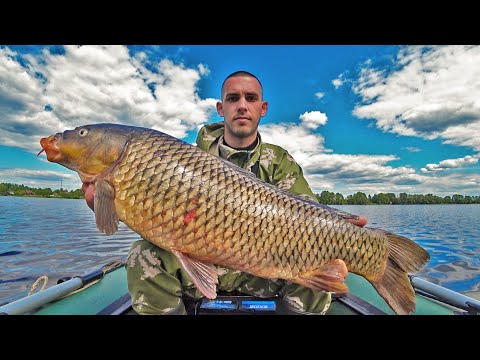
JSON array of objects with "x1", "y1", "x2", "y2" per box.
[
  {"x1": 0, "y1": 197, "x2": 141, "y2": 301},
  {"x1": 1, "y1": 198, "x2": 479, "y2": 302},
  {"x1": 336, "y1": 204, "x2": 480, "y2": 299}
]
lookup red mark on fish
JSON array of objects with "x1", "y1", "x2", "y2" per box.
[{"x1": 183, "y1": 208, "x2": 197, "y2": 224}]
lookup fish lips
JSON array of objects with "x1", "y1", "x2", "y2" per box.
[{"x1": 39, "y1": 134, "x2": 62, "y2": 162}]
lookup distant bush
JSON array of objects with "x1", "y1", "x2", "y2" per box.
[
  {"x1": 0, "y1": 183, "x2": 84, "y2": 199},
  {"x1": 315, "y1": 191, "x2": 480, "y2": 205}
]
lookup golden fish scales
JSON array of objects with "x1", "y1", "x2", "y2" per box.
[{"x1": 110, "y1": 130, "x2": 388, "y2": 280}]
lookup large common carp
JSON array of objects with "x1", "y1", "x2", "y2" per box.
[{"x1": 39, "y1": 123, "x2": 430, "y2": 315}]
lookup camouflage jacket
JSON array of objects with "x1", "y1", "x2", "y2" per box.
[{"x1": 195, "y1": 121, "x2": 318, "y2": 202}]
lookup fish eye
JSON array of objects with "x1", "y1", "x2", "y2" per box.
[{"x1": 78, "y1": 128, "x2": 89, "y2": 137}]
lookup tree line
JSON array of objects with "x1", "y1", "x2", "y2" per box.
[
  {"x1": 1, "y1": 182, "x2": 479, "y2": 204},
  {"x1": 0, "y1": 183, "x2": 84, "y2": 199},
  {"x1": 315, "y1": 191, "x2": 480, "y2": 205}
]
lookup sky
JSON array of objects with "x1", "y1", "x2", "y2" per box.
[{"x1": 0, "y1": 45, "x2": 479, "y2": 197}]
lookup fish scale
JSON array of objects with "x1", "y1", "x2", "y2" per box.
[{"x1": 109, "y1": 129, "x2": 384, "y2": 280}]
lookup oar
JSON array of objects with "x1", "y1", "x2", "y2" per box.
[{"x1": 410, "y1": 275, "x2": 480, "y2": 314}]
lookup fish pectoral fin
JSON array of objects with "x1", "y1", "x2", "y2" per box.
[
  {"x1": 298, "y1": 259, "x2": 349, "y2": 293},
  {"x1": 94, "y1": 179, "x2": 119, "y2": 235},
  {"x1": 171, "y1": 249, "x2": 218, "y2": 299}
]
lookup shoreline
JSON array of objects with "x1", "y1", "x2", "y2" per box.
[{"x1": 2, "y1": 194, "x2": 480, "y2": 204}]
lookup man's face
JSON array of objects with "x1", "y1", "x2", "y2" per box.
[{"x1": 217, "y1": 75, "x2": 268, "y2": 140}]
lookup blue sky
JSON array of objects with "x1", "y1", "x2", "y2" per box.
[{"x1": 0, "y1": 45, "x2": 479, "y2": 196}]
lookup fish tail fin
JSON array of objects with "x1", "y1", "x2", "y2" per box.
[{"x1": 370, "y1": 232, "x2": 430, "y2": 315}]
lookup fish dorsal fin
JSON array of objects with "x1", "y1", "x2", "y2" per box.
[
  {"x1": 171, "y1": 249, "x2": 218, "y2": 299},
  {"x1": 298, "y1": 259, "x2": 349, "y2": 293},
  {"x1": 94, "y1": 179, "x2": 119, "y2": 235}
]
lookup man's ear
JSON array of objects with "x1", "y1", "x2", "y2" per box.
[
  {"x1": 261, "y1": 101, "x2": 268, "y2": 117},
  {"x1": 216, "y1": 101, "x2": 224, "y2": 116}
]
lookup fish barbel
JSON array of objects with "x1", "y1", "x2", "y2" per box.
[{"x1": 39, "y1": 123, "x2": 430, "y2": 314}]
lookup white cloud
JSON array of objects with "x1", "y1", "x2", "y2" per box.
[
  {"x1": 198, "y1": 63, "x2": 210, "y2": 76},
  {"x1": 351, "y1": 45, "x2": 480, "y2": 151},
  {"x1": 259, "y1": 110, "x2": 330, "y2": 164},
  {"x1": 306, "y1": 167, "x2": 480, "y2": 197},
  {"x1": 301, "y1": 153, "x2": 421, "y2": 194},
  {"x1": 299, "y1": 111, "x2": 328, "y2": 129},
  {"x1": 260, "y1": 113, "x2": 479, "y2": 196},
  {"x1": 0, "y1": 45, "x2": 217, "y2": 153},
  {"x1": 259, "y1": 111, "x2": 433, "y2": 195},
  {"x1": 332, "y1": 76, "x2": 344, "y2": 89},
  {"x1": 403, "y1": 146, "x2": 421, "y2": 152},
  {"x1": 421, "y1": 154, "x2": 480, "y2": 172},
  {"x1": 260, "y1": 123, "x2": 328, "y2": 166},
  {"x1": 0, "y1": 168, "x2": 78, "y2": 190},
  {"x1": 315, "y1": 92, "x2": 325, "y2": 99}
]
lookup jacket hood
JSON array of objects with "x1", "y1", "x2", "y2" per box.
[{"x1": 196, "y1": 121, "x2": 226, "y2": 150}]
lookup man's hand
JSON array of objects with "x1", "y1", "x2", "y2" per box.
[
  {"x1": 346, "y1": 216, "x2": 368, "y2": 227},
  {"x1": 326, "y1": 206, "x2": 368, "y2": 227},
  {"x1": 81, "y1": 183, "x2": 95, "y2": 212}
]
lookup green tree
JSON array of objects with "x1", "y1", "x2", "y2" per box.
[
  {"x1": 317, "y1": 191, "x2": 336, "y2": 205},
  {"x1": 351, "y1": 192, "x2": 370, "y2": 205},
  {"x1": 452, "y1": 194, "x2": 464, "y2": 204},
  {"x1": 385, "y1": 193, "x2": 397, "y2": 204},
  {"x1": 335, "y1": 193, "x2": 346, "y2": 205},
  {"x1": 372, "y1": 193, "x2": 390, "y2": 204}
]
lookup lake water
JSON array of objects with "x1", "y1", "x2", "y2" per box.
[
  {"x1": 0, "y1": 197, "x2": 479, "y2": 303},
  {"x1": 0, "y1": 196, "x2": 141, "y2": 303}
]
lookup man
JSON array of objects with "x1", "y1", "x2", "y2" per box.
[{"x1": 84, "y1": 70, "x2": 367, "y2": 314}]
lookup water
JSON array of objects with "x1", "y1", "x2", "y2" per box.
[
  {"x1": 0, "y1": 197, "x2": 141, "y2": 302},
  {"x1": 335, "y1": 204, "x2": 480, "y2": 299},
  {"x1": 0, "y1": 197, "x2": 479, "y2": 303}
]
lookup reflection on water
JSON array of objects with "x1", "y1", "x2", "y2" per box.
[
  {"x1": 336, "y1": 204, "x2": 480, "y2": 299},
  {"x1": 0, "y1": 197, "x2": 141, "y2": 302},
  {"x1": 0, "y1": 198, "x2": 479, "y2": 302}
]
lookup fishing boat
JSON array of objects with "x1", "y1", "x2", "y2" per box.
[{"x1": 1, "y1": 259, "x2": 478, "y2": 315}]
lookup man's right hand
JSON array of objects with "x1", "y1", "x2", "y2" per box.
[
  {"x1": 328, "y1": 206, "x2": 368, "y2": 227},
  {"x1": 346, "y1": 217, "x2": 368, "y2": 227}
]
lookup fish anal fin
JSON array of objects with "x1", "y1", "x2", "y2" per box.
[
  {"x1": 297, "y1": 259, "x2": 349, "y2": 293},
  {"x1": 94, "y1": 179, "x2": 119, "y2": 235},
  {"x1": 171, "y1": 249, "x2": 218, "y2": 299}
]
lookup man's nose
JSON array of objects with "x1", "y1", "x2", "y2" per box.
[{"x1": 237, "y1": 97, "x2": 248, "y2": 111}]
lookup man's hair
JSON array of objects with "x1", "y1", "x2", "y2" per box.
[{"x1": 221, "y1": 70, "x2": 263, "y2": 98}]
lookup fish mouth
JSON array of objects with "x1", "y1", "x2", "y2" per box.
[{"x1": 38, "y1": 134, "x2": 62, "y2": 162}]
